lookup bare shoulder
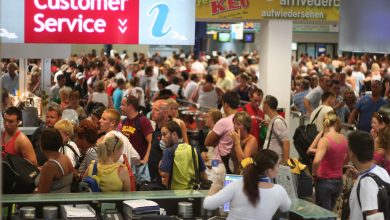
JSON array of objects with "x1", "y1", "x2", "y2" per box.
[{"x1": 15, "y1": 132, "x2": 33, "y2": 147}]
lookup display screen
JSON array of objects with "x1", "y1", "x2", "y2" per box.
[
  {"x1": 243, "y1": 33, "x2": 254, "y2": 43},
  {"x1": 223, "y1": 175, "x2": 243, "y2": 212},
  {"x1": 340, "y1": 0, "x2": 390, "y2": 53},
  {"x1": 218, "y1": 32, "x2": 231, "y2": 42}
]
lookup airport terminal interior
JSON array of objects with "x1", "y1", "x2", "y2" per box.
[{"x1": 1, "y1": 0, "x2": 390, "y2": 219}]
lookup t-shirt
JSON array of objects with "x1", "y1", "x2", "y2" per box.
[
  {"x1": 203, "y1": 180, "x2": 291, "y2": 220},
  {"x1": 112, "y1": 88, "x2": 124, "y2": 112},
  {"x1": 356, "y1": 96, "x2": 388, "y2": 132},
  {"x1": 212, "y1": 114, "x2": 235, "y2": 161},
  {"x1": 184, "y1": 80, "x2": 198, "y2": 99},
  {"x1": 293, "y1": 90, "x2": 309, "y2": 113},
  {"x1": 349, "y1": 165, "x2": 390, "y2": 220},
  {"x1": 305, "y1": 86, "x2": 324, "y2": 110},
  {"x1": 1, "y1": 73, "x2": 19, "y2": 94},
  {"x1": 217, "y1": 77, "x2": 233, "y2": 91},
  {"x1": 160, "y1": 143, "x2": 206, "y2": 190},
  {"x1": 238, "y1": 104, "x2": 265, "y2": 146},
  {"x1": 309, "y1": 105, "x2": 334, "y2": 132},
  {"x1": 264, "y1": 116, "x2": 289, "y2": 159},
  {"x1": 121, "y1": 115, "x2": 154, "y2": 159}
]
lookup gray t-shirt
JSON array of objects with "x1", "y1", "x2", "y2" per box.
[
  {"x1": 264, "y1": 116, "x2": 289, "y2": 159},
  {"x1": 305, "y1": 86, "x2": 324, "y2": 110}
]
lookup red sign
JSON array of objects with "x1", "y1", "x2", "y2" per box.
[{"x1": 25, "y1": 0, "x2": 139, "y2": 44}]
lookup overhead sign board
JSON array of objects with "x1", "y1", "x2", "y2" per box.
[
  {"x1": 1, "y1": 0, "x2": 195, "y2": 45},
  {"x1": 196, "y1": 0, "x2": 340, "y2": 22}
]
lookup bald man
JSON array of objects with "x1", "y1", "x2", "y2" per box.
[{"x1": 148, "y1": 99, "x2": 170, "y2": 182}]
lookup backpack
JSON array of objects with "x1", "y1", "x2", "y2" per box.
[
  {"x1": 2, "y1": 154, "x2": 40, "y2": 194},
  {"x1": 79, "y1": 161, "x2": 100, "y2": 192},
  {"x1": 292, "y1": 107, "x2": 322, "y2": 171},
  {"x1": 357, "y1": 172, "x2": 390, "y2": 220},
  {"x1": 60, "y1": 143, "x2": 80, "y2": 169}
]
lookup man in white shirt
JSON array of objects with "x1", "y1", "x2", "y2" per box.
[
  {"x1": 184, "y1": 74, "x2": 199, "y2": 100},
  {"x1": 0, "y1": 62, "x2": 19, "y2": 94},
  {"x1": 309, "y1": 91, "x2": 336, "y2": 132},
  {"x1": 346, "y1": 131, "x2": 390, "y2": 220}
]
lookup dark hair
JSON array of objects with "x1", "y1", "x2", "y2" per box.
[
  {"x1": 243, "y1": 150, "x2": 279, "y2": 206},
  {"x1": 4, "y1": 106, "x2": 22, "y2": 121},
  {"x1": 172, "y1": 76, "x2": 180, "y2": 84},
  {"x1": 301, "y1": 79, "x2": 310, "y2": 90},
  {"x1": 116, "y1": 78, "x2": 125, "y2": 86},
  {"x1": 205, "y1": 74, "x2": 214, "y2": 83},
  {"x1": 190, "y1": 74, "x2": 198, "y2": 81},
  {"x1": 68, "y1": 60, "x2": 77, "y2": 68},
  {"x1": 125, "y1": 95, "x2": 139, "y2": 110},
  {"x1": 264, "y1": 95, "x2": 278, "y2": 110},
  {"x1": 145, "y1": 66, "x2": 153, "y2": 75},
  {"x1": 250, "y1": 88, "x2": 263, "y2": 98},
  {"x1": 347, "y1": 131, "x2": 374, "y2": 163},
  {"x1": 372, "y1": 111, "x2": 390, "y2": 125},
  {"x1": 181, "y1": 71, "x2": 189, "y2": 81},
  {"x1": 75, "y1": 119, "x2": 98, "y2": 144},
  {"x1": 86, "y1": 102, "x2": 106, "y2": 118},
  {"x1": 222, "y1": 91, "x2": 240, "y2": 109},
  {"x1": 163, "y1": 121, "x2": 182, "y2": 139},
  {"x1": 321, "y1": 91, "x2": 336, "y2": 102},
  {"x1": 40, "y1": 128, "x2": 63, "y2": 151},
  {"x1": 2, "y1": 88, "x2": 9, "y2": 105}
]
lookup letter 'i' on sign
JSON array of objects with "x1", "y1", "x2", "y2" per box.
[
  {"x1": 148, "y1": 3, "x2": 172, "y2": 38},
  {"x1": 25, "y1": 0, "x2": 139, "y2": 44}
]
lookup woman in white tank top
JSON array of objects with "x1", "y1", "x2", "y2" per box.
[{"x1": 192, "y1": 74, "x2": 223, "y2": 109}]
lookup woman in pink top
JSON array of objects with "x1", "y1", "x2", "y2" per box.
[{"x1": 308, "y1": 111, "x2": 347, "y2": 215}]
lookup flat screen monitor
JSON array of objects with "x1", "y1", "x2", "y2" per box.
[
  {"x1": 218, "y1": 32, "x2": 231, "y2": 43},
  {"x1": 223, "y1": 174, "x2": 243, "y2": 212},
  {"x1": 243, "y1": 33, "x2": 255, "y2": 43},
  {"x1": 340, "y1": 0, "x2": 390, "y2": 53}
]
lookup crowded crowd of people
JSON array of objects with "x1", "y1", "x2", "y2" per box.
[{"x1": 1, "y1": 50, "x2": 390, "y2": 220}]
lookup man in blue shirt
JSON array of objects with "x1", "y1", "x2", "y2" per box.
[
  {"x1": 112, "y1": 78, "x2": 126, "y2": 113},
  {"x1": 348, "y1": 80, "x2": 388, "y2": 132}
]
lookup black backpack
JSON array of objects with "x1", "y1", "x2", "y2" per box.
[
  {"x1": 357, "y1": 172, "x2": 390, "y2": 220},
  {"x1": 292, "y1": 108, "x2": 322, "y2": 171},
  {"x1": 2, "y1": 154, "x2": 40, "y2": 194}
]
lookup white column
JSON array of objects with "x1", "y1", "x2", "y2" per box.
[
  {"x1": 259, "y1": 20, "x2": 292, "y2": 124},
  {"x1": 42, "y1": 59, "x2": 52, "y2": 94},
  {"x1": 18, "y1": 59, "x2": 28, "y2": 96}
]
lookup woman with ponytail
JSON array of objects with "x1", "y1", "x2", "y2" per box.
[
  {"x1": 307, "y1": 111, "x2": 347, "y2": 215},
  {"x1": 83, "y1": 133, "x2": 131, "y2": 192},
  {"x1": 203, "y1": 149, "x2": 291, "y2": 220}
]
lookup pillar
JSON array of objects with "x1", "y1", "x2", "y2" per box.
[{"x1": 259, "y1": 20, "x2": 293, "y2": 124}]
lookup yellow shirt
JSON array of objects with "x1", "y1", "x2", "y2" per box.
[{"x1": 87, "y1": 161, "x2": 125, "y2": 192}]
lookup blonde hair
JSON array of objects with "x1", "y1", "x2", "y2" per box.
[
  {"x1": 323, "y1": 111, "x2": 341, "y2": 132},
  {"x1": 371, "y1": 63, "x2": 380, "y2": 73},
  {"x1": 54, "y1": 119, "x2": 74, "y2": 137},
  {"x1": 103, "y1": 109, "x2": 121, "y2": 126},
  {"x1": 97, "y1": 133, "x2": 123, "y2": 162},
  {"x1": 233, "y1": 111, "x2": 252, "y2": 133},
  {"x1": 206, "y1": 109, "x2": 222, "y2": 125},
  {"x1": 59, "y1": 87, "x2": 72, "y2": 99}
]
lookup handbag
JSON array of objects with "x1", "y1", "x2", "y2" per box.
[
  {"x1": 189, "y1": 145, "x2": 212, "y2": 190},
  {"x1": 123, "y1": 154, "x2": 137, "y2": 191}
]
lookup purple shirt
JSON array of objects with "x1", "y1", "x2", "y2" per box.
[{"x1": 212, "y1": 114, "x2": 234, "y2": 161}]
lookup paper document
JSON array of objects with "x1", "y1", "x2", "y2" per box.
[
  {"x1": 123, "y1": 200, "x2": 159, "y2": 209},
  {"x1": 62, "y1": 204, "x2": 96, "y2": 217}
]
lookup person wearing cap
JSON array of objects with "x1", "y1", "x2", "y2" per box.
[
  {"x1": 348, "y1": 80, "x2": 388, "y2": 132},
  {"x1": 50, "y1": 73, "x2": 66, "y2": 104},
  {"x1": 74, "y1": 72, "x2": 88, "y2": 102}
]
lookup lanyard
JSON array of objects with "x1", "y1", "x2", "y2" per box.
[
  {"x1": 359, "y1": 164, "x2": 376, "y2": 176},
  {"x1": 259, "y1": 176, "x2": 272, "y2": 183}
]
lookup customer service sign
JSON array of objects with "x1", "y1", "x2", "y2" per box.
[
  {"x1": 196, "y1": 0, "x2": 340, "y2": 22},
  {"x1": 1, "y1": 0, "x2": 195, "y2": 45}
]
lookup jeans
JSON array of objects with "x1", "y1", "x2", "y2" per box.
[{"x1": 315, "y1": 178, "x2": 343, "y2": 220}]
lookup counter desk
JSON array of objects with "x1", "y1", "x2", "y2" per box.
[{"x1": 2, "y1": 191, "x2": 337, "y2": 219}]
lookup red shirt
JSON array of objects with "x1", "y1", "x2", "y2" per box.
[
  {"x1": 2, "y1": 131, "x2": 21, "y2": 156},
  {"x1": 237, "y1": 103, "x2": 264, "y2": 145},
  {"x1": 120, "y1": 114, "x2": 154, "y2": 159}
]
